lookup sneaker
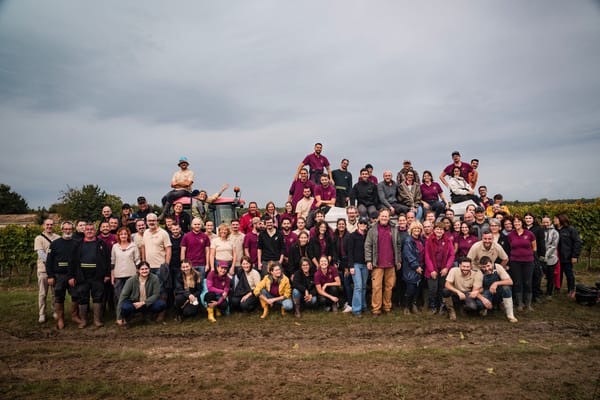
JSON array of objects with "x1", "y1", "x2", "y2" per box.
[
  {"x1": 52, "y1": 312, "x2": 58, "y2": 320},
  {"x1": 342, "y1": 304, "x2": 352, "y2": 313},
  {"x1": 38, "y1": 315, "x2": 46, "y2": 324},
  {"x1": 403, "y1": 308, "x2": 411, "y2": 316},
  {"x1": 479, "y1": 309, "x2": 488, "y2": 317}
]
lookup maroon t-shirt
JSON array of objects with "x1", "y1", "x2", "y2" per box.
[
  {"x1": 289, "y1": 179, "x2": 316, "y2": 208},
  {"x1": 302, "y1": 153, "x2": 330, "y2": 175},
  {"x1": 315, "y1": 184, "x2": 336, "y2": 202},
  {"x1": 243, "y1": 231, "x2": 259, "y2": 265},
  {"x1": 443, "y1": 162, "x2": 473, "y2": 181},
  {"x1": 421, "y1": 182, "x2": 443, "y2": 202},
  {"x1": 181, "y1": 231, "x2": 210, "y2": 266},
  {"x1": 456, "y1": 234, "x2": 478, "y2": 257},
  {"x1": 314, "y1": 265, "x2": 339, "y2": 286},
  {"x1": 376, "y1": 224, "x2": 395, "y2": 268},
  {"x1": 508, "y1": 230, "x2": 536, "y2": 262}
]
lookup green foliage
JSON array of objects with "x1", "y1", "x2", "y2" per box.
[
  {"x1": 0, "y1": 224, "x2": 39, "y2": 278},
  {"x1": 0, "y1": 183, "x2": 29, "y2": 214},
  {"x1": 52, "y1": 184, "x2": 122, "y2": 221}
]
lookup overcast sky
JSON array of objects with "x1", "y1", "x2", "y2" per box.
[{"x1": 1, "y1": 1, "x2": 599, "y2": 211}]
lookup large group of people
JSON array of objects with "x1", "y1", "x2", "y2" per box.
[{"x1": 35, "y1": 145, "x2": 583, "y2": 329}]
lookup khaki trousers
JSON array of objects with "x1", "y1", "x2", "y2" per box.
[{"x1": 371, "y1": 267, "x2": 396, "y2": 314}]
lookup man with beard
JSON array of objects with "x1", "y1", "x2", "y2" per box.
[
  {"x1": 331, "y1": 158, "x2": 352, "y2": 208},
  {"x1": 46, "y1": 221, "x2": 81, "y2": 329},
  {"x1": 181, "y1": 218, "x2": 211, "y2": 279},
  {"x1": 240, "y1": 201, "x2": 261, "y2": 234},
  {"x1": 257, "y1": 216, "x2": 284, "y2": 276},
  {"x1": 378, "y1": 170, "x2": 402, "y2": 216},
  {"x1": 295, "y1": 142, "x2": 332, "y2": 184},
  {"x1": 33, "y1": 219, "x2": 60, "y2": 323},
  {"x1": 467, "y1": 230, "x2": 509, "y2": 271},
  {"x1": 243, "y1": 217, "x2": 263, "y2": 268},
  {"x1": 365, "y1": 209, "x2": 402, "y2": 316},
  {"x1": 288, "y1": 168, "x2": 316, "y2": 210},
  {"x1": 280, "y1": 217, "x2": 298, "y2": 275},
  {"x1": 159, "y1": 157, "x2": 195, "y2": 219},
  {"x1": 350, "y1": 168, "x2": 379, "y2": 219},
  {"x1": 71, "y1": 222, "x2": 110, "y2": 328},
  {"x1": 142, "y1": 213, "x2": 172, "y2": 322}
]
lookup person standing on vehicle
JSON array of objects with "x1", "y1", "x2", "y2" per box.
[
  {"x1": 332, "y1": 158, "x2": 353, "y2": 208},
  {"x1": 295, "y1": 142, "x2": 332, "y2": 184}
]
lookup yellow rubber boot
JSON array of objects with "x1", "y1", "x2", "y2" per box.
[
  {"x1": 207, "y1": 307, "x2": 217, "y2": 323},
  {"x1": 260, "y1": 298, "x2": 269, "y2": 319}
]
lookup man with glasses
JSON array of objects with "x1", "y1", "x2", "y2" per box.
[
  {"x1": 143, "y1": 213, "x2": 172, "y2": 322},
  {"x1": 33, "y1": 219, "x2": 60, "y2": 323}
]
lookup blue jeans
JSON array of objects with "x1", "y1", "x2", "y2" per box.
[
  {"x1": 351, "y1": 263, "x2": 369, "y2": 314},
  {"x1": 192, "y1": 265, "x2": 207, "y2": 281},
  {"x1": 292, "y1": 288, "x2": 317, "y2": 306},
  {"x1": 120, "y1": 299, "x2": 167, "y2": 319},
  {"x1": 260, "y1": 289, "x2": 293, "y2": 311},
  {"x1": 480, "y1": 285, "x2": 512, "y2": 308}
]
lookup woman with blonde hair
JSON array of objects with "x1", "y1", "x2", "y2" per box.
[{"x1": 209, "y1": 223, "x2": 236, "y2": 275}]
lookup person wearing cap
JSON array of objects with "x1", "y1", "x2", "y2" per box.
[
  {"x1": 295, "y1": 142, "x2": 332, "y2": 184},
  {"x1": 396, "y1": 160, "x2": 420, "y2": 186},
  {"x1": 471, "y1": 206, "x2": 490, "y2": 240},
  {"x1": 133, "y1": 196, "x2": 153, "y2": 222},
  {"x1": 347, "y1": 216, "x2": 369, "y2": 316},
  {"x1": 159, "y1": 156, "x2": 195, "y2": 219},
  {"x1": 119, "y1": 203, "x2": 137, "y2": 233},
  {"x1": 439, "y1": 151, "x2": 473, "y2": 187},
  {"x1": 202, "y1": 260, "x2": 231, "y2": 322}
]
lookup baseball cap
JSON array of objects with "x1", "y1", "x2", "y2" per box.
[
  {"x1": 358, "y1": 217, "x2": 369, "y2": 224},
  {"x1": 121, "y1": 203, "x2": 131, "y2": 210},
  {"x1": 137, "y1": 196, "x2": 146, "y2": 204},
  {"x1": 178, "y1": 156, "x2": 189, "y2": 166}
]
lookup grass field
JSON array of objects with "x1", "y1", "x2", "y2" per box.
[{"x1": 1, "y1": 268, "x2": 599, "y2": 400}]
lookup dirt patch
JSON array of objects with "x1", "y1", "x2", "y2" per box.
[{"x1": 2, "y1": 307, "x2": 600, "y2": 400}]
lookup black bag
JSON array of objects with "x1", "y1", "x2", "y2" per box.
[{"x1": 575, "y1": 284, "x2": 598, "y2": 306}]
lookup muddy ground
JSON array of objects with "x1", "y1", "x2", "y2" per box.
[{"x1": 1, "y1": 300, "x2": 599, "y2": 400}]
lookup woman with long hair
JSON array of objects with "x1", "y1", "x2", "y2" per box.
[
  {"x1": 111, "y1": 227, "x2": 140, "y2": 308},
  {"x1": 507, "y1": 214, "x2": 537, "y2": 311}
]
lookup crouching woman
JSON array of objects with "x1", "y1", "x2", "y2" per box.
[
  {"x1": 116, "y1": 261, "x2": 167, "y2": 326},
  {"x1": 254, "y1": 262, "x2": 293, "y2": 318},
  {"x1": 173, "y1": 259, "x2": 203, "y2": 322}
]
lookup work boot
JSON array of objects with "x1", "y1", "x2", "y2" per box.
[
  {"x1": 503, "y1": 297, "x2": 518, "y2": 323},
  {"x1": 259, "y1": 298, "x2": 269, "y2": 319},
  {"x1": 70, "y1": 301, "x2": 82, "y2": 325},
  {"x1": 516, "y1": 293, "x2": 524, "y2": 312},
  {"x1": 443, "y1": 297, "x2": 456, "y2": 321},
  {"x1": 293, "y1": 298, "x2": 301, "y2": 318},
  {"x1": 78, "y1": 304, "x2": 88, "y2": 329},
  {"x1": 92, "y1": 303, "x2": 104, "y2": 327},
  {"x1": 410, "y1": 303, "x2": 419, "y2": 314},
  {"x1": 54, "y1": 303, "x2": 65, "y2": 330},
  {"x1": 524, "y1": 293, "x2": 534, "y2": 312},
  {"x1": 156, "y1": 310, "x2": 166, "y2": 323},
  {"x1": 207, "y1": 307, "x2": 216, "y2": 323}
]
